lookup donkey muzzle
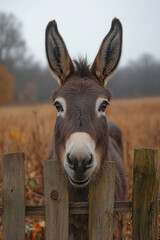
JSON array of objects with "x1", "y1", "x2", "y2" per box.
[{"x1": 64, "y1": 132, "x2": 97, "y2": 188}]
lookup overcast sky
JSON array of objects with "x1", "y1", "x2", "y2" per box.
[{"x1": 1, "y1": 0, "x2": 160, "y2": 67}]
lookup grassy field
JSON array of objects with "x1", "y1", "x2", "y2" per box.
[{"x1": 0, "y1": 97, "x2": 160, "y2": 238}]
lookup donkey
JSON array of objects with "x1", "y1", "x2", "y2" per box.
[{"x1": 46, "y1": 18, "x2": 127, "y2": 239}]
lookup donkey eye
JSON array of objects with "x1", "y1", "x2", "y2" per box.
[
  {"x1": 98, "y1": 101, "x2": 109, "y2": 112},
  {"x1": 54, "y1": 101, "x2": 64, "y2": 112}
]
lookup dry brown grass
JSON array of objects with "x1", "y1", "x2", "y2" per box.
[
  {"x1": 0, "y1": 103, "x2": 56, "y2": 177},
  {"x1": 107, "y1": 97, "x2": 160, "y2": 199},
  {"x1": 0, "y1": 97, "x2": 160, "y2": 199}
]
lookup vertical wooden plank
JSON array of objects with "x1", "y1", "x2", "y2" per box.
[
  {"x1": 2, "y1": 152, "x2": 25, "y2": 240},
  {"x1": 132, "y1": 149, "x2": 159, "y2": 240},
  {"x1": 44, "y1": 159, "x2": 69, "y2": 240},
  {"x1": 89, "y1": 161, "x2": 115, "y2": 240}
]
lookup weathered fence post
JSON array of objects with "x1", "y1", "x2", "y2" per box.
[
  {"x1": 2, "y1": 152, "x2": 25, "y2": 240},
  {"x1": 44, "y1": 159, "x2": 69, "y2": 240},
  {"x1": 89, "y1": 161, "x2": 115, "y2": 240},
  {"x1": 132, "y1": 149, "x2": 159, "y2": 240}
]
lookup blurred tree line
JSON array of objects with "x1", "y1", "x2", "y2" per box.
[
  {"x1": 108, "y1": 54, "x2": 160, "y2": 98},
  {"x1": 0, "y1": 12, "x2": 160, "y2": 105},
  {"x1": 0, "y1": 12, "x2": 57, "y2": 104}
]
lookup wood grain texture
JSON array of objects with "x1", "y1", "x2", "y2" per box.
[
  {"x1": 132, "y1": 149, "x2": 159, "y2": 240},
  {"x1": 2, "y1": 152, "x2": 25, "y2": 240},
  {"x1": 89, "y1": 161, "x2": 115, "y2": 240},
  {"x1": 44, "y1": 159, "x2": 69, "y2": 240}
]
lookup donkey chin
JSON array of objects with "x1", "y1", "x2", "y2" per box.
[{"x1": 64, "y1": 132, "x2": 97, "y2": 188}]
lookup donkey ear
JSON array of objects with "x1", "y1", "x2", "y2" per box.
[
  {"x1": 90, "y1": 18, "x2": 122, "y2": 85},
  {"x1": 45, "y1": 20, "x2": 75, "y2": 85}
]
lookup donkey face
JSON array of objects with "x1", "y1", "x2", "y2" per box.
[{"x1": 46, "y1": 18, "x2": 122, "y2": 188}]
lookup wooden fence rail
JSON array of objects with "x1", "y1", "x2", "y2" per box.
[{"x1": 1, "y1": 148, "x2": 159, "y2": 240}]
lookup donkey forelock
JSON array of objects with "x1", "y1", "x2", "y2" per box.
[{"x1": 73, "y1": 58, "x2": 92, "y2": 78}]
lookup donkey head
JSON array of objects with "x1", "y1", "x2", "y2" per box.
[{"x1": 46, "y1": 18, "x2": 122, "y2": 188}]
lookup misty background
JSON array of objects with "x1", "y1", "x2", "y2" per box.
[{"x1": 0, "y1": 0, "x2": 160, "y2": 104}]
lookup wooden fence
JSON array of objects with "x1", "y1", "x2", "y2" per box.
[{"x1": 0, "y1": 148, "x2": 159, "y2": 240}]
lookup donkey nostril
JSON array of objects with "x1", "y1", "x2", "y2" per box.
[
  {"x1": 66, "y1": 153, "x2": 78, "y2": 170},
  {"x1": 67, "y1": 153, "x2": 72, "y2": 166},
  {"x1": 85, "y1": 154, "x2": 93, "y2": 169},
  {"x1": 88, "y1": 154, "x2": 93, "y2": 165}
]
